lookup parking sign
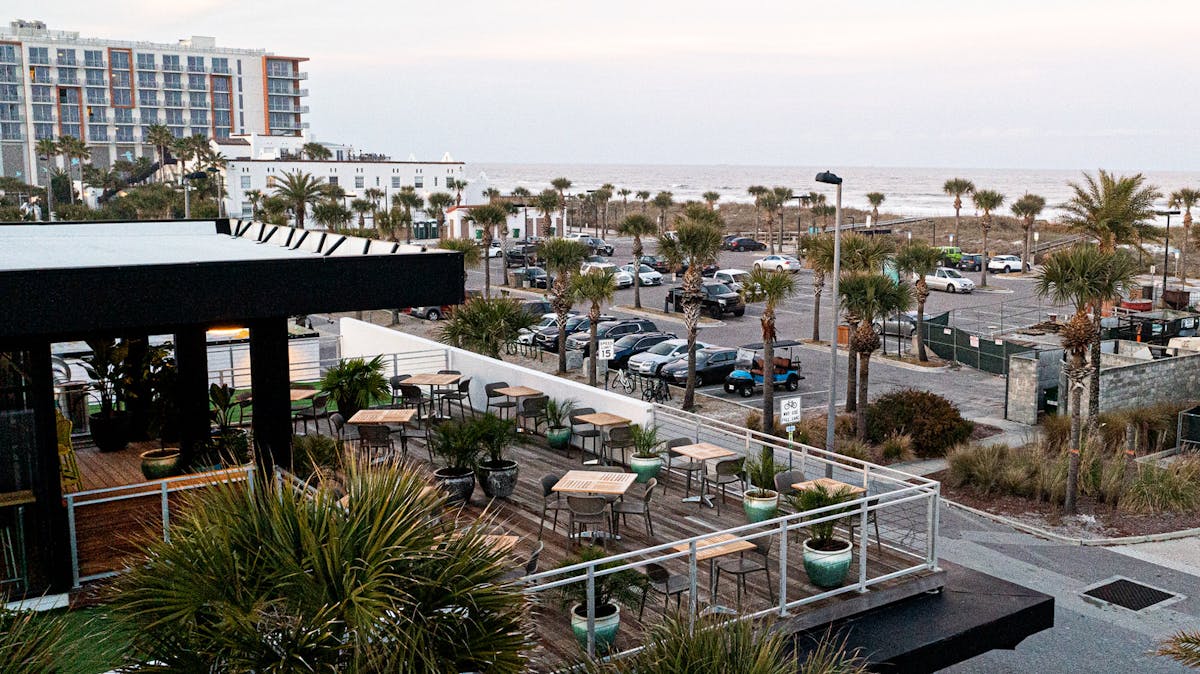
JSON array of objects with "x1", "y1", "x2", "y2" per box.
[
  {"x1": 597, "y1": 339, "x2": 615, "y2": 361},
  {"x1": 779, "y1": 397, "x2": 802, "y2": 424}
]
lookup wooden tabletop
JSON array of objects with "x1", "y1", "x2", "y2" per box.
[
  {"x1": 289, "y1": 388, "x2": 318, "y2": 402},
  {"x1": 792, "y1": 477, "x2": 867, "y2": 496},
  {"x1": 553, "y1": 470, "x2": 637, "y2": 495},
  {"x1": 574, "y1": 412, "x2": 631, "y2": 427},
  {"x1": 404, "y1": 373, "x2": 461, "y2": 386},
  {"x1": 494, "y1": 385, "x2": 542, "y2": 397},
  {"x1": 348, "y1": 408, "x2": 417, "y2": 425},
  {"x1": 672, "y1": 533, "x2": 757, "y2": 562},
  {"x1": 674, "y1": 442, "x2": 736, "y2": 461}
]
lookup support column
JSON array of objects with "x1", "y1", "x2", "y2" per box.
[
  {"x1": 175, "y1": 326, "x2": 210, "y2": 465},
  {"x1": 29, "y1": 341, "x2": 70, "y2": 591},
  {"x1": 249, "y1": 318, "x2": 292, "y2": 472}
]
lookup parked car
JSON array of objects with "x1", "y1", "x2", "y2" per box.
[
  {"x1": 618, "y1": 263, "x2": 664, "y2": 286},
  {"x1": 403, "y1": 290, "x2": 481, "y2": 321},
  {"x1": 584, "y1": 254, "x2": 609, "y2": 264},
  {"x1": 608, "y1": 332, "x2": 676, "y2": 369},
  {"x1": 957, "y1": 253, "x2": 984, "y2": 272},
  {"x1": 505, "y1": 245, "x2": 539, "y2": 267},
  {"x1": 661, "y1": 346, "x2": 739, "y2": 385},
  {"x1": 988, "y1": 255, "x2": 1026, "y2": 273},
  {"x1": 534, "y1": 314, "x2": 615, "y2": 351},
  {"x1": 937, "y1": 246, "x2": 963, "y2": 266},
  {"x1": 712, "y1": 268, "x2": 752, "y2": 293},
  {"x1": 752, "y1": 255, "x2": 803, "y2": 273},
  {"x1": 518, "y1": 312, "x2": 577, "y2": 344},
  {"x1": 565, "y1": 318, "x2": 659, "y2": 354},
  {"x1": 640, "y1": 255, "x2": 673, "y2": 274},
  {"x1": 628, "y1": 338, "x2": 708, "y2": 376},
  {"x1": 478, "y1": 240, "x2": 503, "y2": 258},
  {"x1": 725, "y1": 237, "x2": 767, "y2": 252},
  {"x1": 925, "y1": 267, "x2": 975, "y2": 293},
  {"x1": 518, "y1": 299, "x2": 553, "y2": 316},
  {"x1": 580, "y1": 261, "x2": 633, "y2": 288},
  {"x1": 721, "y1": 234, "x2": 741, "y2": 248},
  {"x1": 669, "y1": 281, "x2": 746, "y2": 318},
  {"x1": 871, "y1": 311, "x2": 935, "y2": 337},
  {"x1": 565, "y1": 233, "x2": 614, "y2": 256},
  {"x1": 511, "y1": 266, "x2": 551, "y2": 289}
]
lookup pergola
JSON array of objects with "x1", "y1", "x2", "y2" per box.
[{"x1": 0, "y1": 218, "x2": 463, "y2": 592}]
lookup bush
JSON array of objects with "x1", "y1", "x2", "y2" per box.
[
  {"x1": 865, "y1": 389, "x2": 973, "y2": 457},
  {"x1": 880, "y1": 433, "x2": 914, "y2": 463},
  {"x1": 946, "y1": 444, "x2": 1010, "y2": 494},
  {"x1": 1121, "y1": 458, "x2": 1200, "y2": 514},
  {"x1": 1041, "y1": 414, "x2": 1071, "y2": 452},
  {"x1": 292, "y1": 433, "x2": 344, "y2": 478}
]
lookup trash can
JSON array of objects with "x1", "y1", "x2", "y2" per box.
[
  {"x1": 837, "y1": 325, "x2": 851, "y2": 346},
  {"x1": 509, "y1": 270, "x2": 526, "y2": 288}
]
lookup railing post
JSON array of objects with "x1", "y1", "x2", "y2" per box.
[
  {"x1": 857, "y1": 495, "x2": 869, "y2": 593},
  {"x1": 161, "y1": 480, "x2": 171, "y2": 543},
  {"x1": 66, "y1": 494, "x2": 80, "y2": 589},
  {"x1": 688, "y1": 540, "x2": 698, "y2": 632},
  {"x1": 931, "y1": 486, "x2": 941, "y2": 569},
  {"x1": 777, "y1": 519, "x2": 789, "y2": 616},
  {"x1": 586, "y1": 565, "x2": 596, "y2": 658}
]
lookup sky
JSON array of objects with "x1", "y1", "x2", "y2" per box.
[{"x1": 9, "y1": 0, "x2": 1200, "y2": 170}]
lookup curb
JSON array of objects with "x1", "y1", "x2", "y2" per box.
[
  {"x1": 973, "y1": 286, "x2": 1015, "y2": 294},
  {"x1": 876, "y1": 357, "x2": 952, "y2": 373},
  {"x1": 943, "y1": 498, "x2": 1200, "y2": 547},
  {"x1": 612, "y1": 305, "x2": 725, "y2": 328}
]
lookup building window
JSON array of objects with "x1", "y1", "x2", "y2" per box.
[
  {"x1": 0, "y1": 122, "x2": 21, "y2": 140},
  {"x1": 85, "y1": 69, "x2": 104, "y2": 86},
  {"x1": 140, "y1": 108, "x2": 158, "y2": 123},
  {"x1": 189, "y1": 91, "x2": 207, "y2": 108},
  {"x1": 138, "y1": 90, "x2": 158, "y2": 106},
  {"x1": 57, "y1": 68, "x2": 78, "y2": 85},
  {"x1": 110, "y1": 70, "x2": 130, "y2": 88},
  {"x1": 354, "y1": 176, "x2": 364, "y2": 189},
  {"x1": 136, "y1": 53, "x2": 155, "y2": 70},
  {"x1": 0, "y1": 65, "x2": 17, "y2": 83},
  {"x1": 32, "y1": 104, "x2": 52, "y2": 121},
  {"x1": 28, "y1": 47, "x2": 49, "y2": 65},
  {"x1": 190, "y1": 126, "x2": 207, "y2": 137},
  {"x1": 266, "y1": 175, "x2": 276, "y2": 188},
  {"x1": 137, "y1": 72, "x2": 157, "y2": 89},
  {"x1": 34, "y1": 122, "x2": 54, "y2": 139},
  {"x1": 187, "y1": 56, "x2": 205, "y2": 72},
  {"x1": 413, "y1": 176, "x2": 423, "y2": 188},
  {"x1": 163, "y1": 73, "x2": 182, "y2": 90},
  {"x1": 84, "y1": 50, "x2": 104, "y2": 67},
  {"x1": 0, "y1": 45, "x2": 17, "y2": 63},
  {"x1": 115, "y1": 126, "x2": 134, "y2": 142},
  {"x1": 433, "y1": 177, "x2": 438, "y2": 187},
  {"x1": 88, "y1": 124, "x2": 108, "y2": 141},
  {"x1": 240, "y1": 175, "x2": 251, "y2": 189},
  {"x1": 211, "y1": 58, "x2": 229, "y2": 74},
  {"x1": 85, "y1": 87, "x2": 106, "y2": 105},
  {"x1": 109, "y1": 50, "x2": 130, "y2": 70},
  {"x1": 111, "y1": 89, "x2": 132, "y2": 107},
  {"x1": 0, "y1": 84, "x2": 18, "y2": 101},
  {"x1": 241, "y1": 203, "x2": 252, "y2": 217},
  {"x1": 187, "y1": 74, "x2": 206, "y2": 90},
  {"x1": 32, "y1": 66, "x2": 51, "y2": 84},
  {"x1": 113, "y1": 108, "x2": 134, "y2": 124},
  {"x1": 162, "y1": 54, "x2": 180, "y2": 71},
  {"x1": 0, "y1": 103, "x2": 19, "y2": 120},
  {"x1": 164, "y1": 91, "x2": 183, "y2": 107},
  {"x1": 328, "y1": 176, "x2": 339, "y2": 186},
  {"x1": 165, "y1": 109, "x2": 184, "y2": 125},
  {"x1": 190, "y1": 110, "x2": 207, "y2": 125},
  {"x1": 56, "y1": 49, "x2": 76, "y2": 65},
  {"x1": 32, "y1": 86, "x2": 52, "y2": 103}
]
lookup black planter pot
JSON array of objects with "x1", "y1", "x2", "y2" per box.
[
  {"x1": 479, "y1": 459, "x2": 519, "y2": 499},
  {"x1": 336, "y1": 396, "x2": 361, "y2": 423},
  {"x1": 89, "y1": 412, "x2": 131, "y2": 453},
  {"x1": 434, "y1": 468, "x2": 476, "y2": 504}
]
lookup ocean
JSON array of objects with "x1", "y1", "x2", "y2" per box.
[{"x1": 472, "y1": 163, "x2": 1200, "y2": 223}]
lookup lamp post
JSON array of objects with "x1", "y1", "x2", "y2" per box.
[
  {"x1": 206, "y1": 166, "x2": 224, "y2": 218},
  {"x1": 815, "y1": 171, "x2": 842, "y2": 465},
  {"x1": 1157, "y1": 209, "x2": 1181, "y2": 307},
  {"x1": 1032, "y1": 230, "x2": 1039, "y2": 267}
]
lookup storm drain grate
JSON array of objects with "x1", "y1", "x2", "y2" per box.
[{"x1": 1082, "y1": 579, "x2": 1177, "y2": 611}]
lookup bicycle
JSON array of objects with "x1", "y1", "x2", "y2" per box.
[
  {"x1": 607, "y1": 367, "x2": 636, "y2": 394},
  {"x1": 640, "y1": 377, "x2": 672, "y2": 403}
]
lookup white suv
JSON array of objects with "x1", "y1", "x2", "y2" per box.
[
  {"x1": 580, "y1": 262, "x2": 633, "y2": 288},
  {"x1": 925, "y1": 267, "x2": 975, "y2": 293},
  {"x1": 987, "y1": 255, "x2": 1025, "y2": 273}
]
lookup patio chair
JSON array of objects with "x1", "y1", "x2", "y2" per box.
[
  {"x1": 501, "y1": 540, "x2": 544, "y2": 582},
  {"x1": 439, "y1": 378, "x2": 476, "y2": 419},
  {"x1": 398, "y1": 384, "x2": 428, "y2": 419},
  {"x1": 774, "y1": 469, "x2": 805, "y2": 501},
  {"x1": 612, "y1": 477, "x2": 657, "y2": 537},
  {"x1": 566, "y1": 495, "x2": 612, "y2": 549},
  {"x1": 701, "y1": 457, "x2": 745, "y2": 515},
  {"x1": 389, "y1": 374, "x2": 411, "y2": 405},
  {"x1": 714, "y1": 537, "x2": 774, "y2": 612},
  {"x1": 293, "y1": 391, "x2": 331, "y2": 435},
  {"x1": 517, "y1": 395, "x2": 548, "y2": 435},
  {"x1": 56, "y1": 410, "x2": 81, "y2": 493},
  {"x1": 433, "y1": 369, "x2": 461, "y2": 416},
  {"x1": 846, "y1": 492, "x2": 883, "y2": 555},
  {"x1": 233, "y1": 392, "x2": 253, "y2": 427},
  {"x1": 638, "y1": 562, "x2": 689, "y2": 619},
  {"x1": 570, "y1": 407, "x2": 602, "y2": 462},
  {"x1": 485, "y1": 381, "x2": 517, "y2": 420},
  {"x1": 604, "y1": 424, "x2": 635, "y2": 466},
  {"x1": 329, "y1": 412, "x2": 346, "y2": 442},
  {"x1": 538, "y1": 473, "x2": 567, "y2": 539},
  {"x1": 664, "y1": 437, "x2": 703, "y2": 497},
  {"x1": 356, "y1": 425, "x2": 394, "y2": 463}
]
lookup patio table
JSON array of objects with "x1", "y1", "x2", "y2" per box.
[
  {"x1": 347, "y1": 408, "x2": 418, "y2": 425},
  {"x1": 554, "y1": 470, "x2": 637, "y2": 541},
  {"x1": 791, "y1": 477, "x2": 866, "y2": 497},
  {"x1": 672, "y1": 533, "x2": 756, "y2": 615},
  {"x1": 673, "y1": 442, "x2": 735, "y2": 507},
  {"x1": 494, "y1": 385, "x2": 542, "y2": 428},
  {"x1": 289, "y1": 388, "x2": 318, "y2": 402},
  {"x1": 403, "y1": 373, "x2": 461, "y2": 418},
  {"x1": 573, "y1": 412, "x2": 631, "y2": 465}
]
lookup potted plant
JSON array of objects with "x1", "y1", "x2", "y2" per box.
[
  {"x1": 81, "y1": 338, "x2": 132, "y2": 452},
  {"x1": 742, "y1": 446, "x2": 782, "y2": 522},
  {"x1": 556, "y1": 545, "x2": 647, "y2": 654},
  {"x1": 139, "y1": 447, "x2": 181, "y2": 480},
  {"x1": 787, "y1": 483, "x2": 856, "y2": 588},
  {"x1": 627, "y1": 424, "x2": 663, "y2": 483},
  {"x1": 319, "y1": 355, "x2": 389, "y2": 421},
  {"x1": 544, "y1": 398, "x2": 576, "y2": 451},
  {"x1": 476, "y1": 413, "x2": 520, "y2": 499},
  {"x1": 208, "y1": 383, "x2": 250, "y2": 466},
  {"x1": 429, "y1": 419, "x2": 483, "y2": 504}
]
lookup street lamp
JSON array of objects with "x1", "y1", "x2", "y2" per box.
[
  {"x1": 815, "y1": 170, "x2": 842, "y2": 465},
  {"x1": 206, "y1": 166, "x2": 224, "y2": 218},
  {"x1": 1032, "y1": 231, "x2": 1039, "y2": 266},
  {"x1": 1157, "y1": 209, "x2": 1181, "y2": 307}
]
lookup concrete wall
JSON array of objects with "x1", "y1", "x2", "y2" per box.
[
  {"x1": 1086, "y1": 349, "x2": 1200, "y2": 416},
  {"x1": 338, "y1": 318, "x2": 654, "y2": 426},
  {"x1": 1006, "y1": 348, "x2": 1064, "y2": 425}
]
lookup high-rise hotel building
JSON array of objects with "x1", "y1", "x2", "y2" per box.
[{"x1": 0, "y1": 20, "x2": 308, "y2": 181}]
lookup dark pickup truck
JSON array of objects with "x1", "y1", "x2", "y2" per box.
[{"x1": 669, "y1": 282, "x2": 745, "y2": 318}]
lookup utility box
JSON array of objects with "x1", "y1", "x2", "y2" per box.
[{"x1": 837, "y1": 324, "x2": 851, "y2": 346}]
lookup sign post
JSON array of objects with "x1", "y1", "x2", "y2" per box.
[
  {"x1": 780, "y1": 398, "x2": 802, "y2": 469},
  {"x1": 597, "y1": 339, "x2": 615, "y2": 362}
]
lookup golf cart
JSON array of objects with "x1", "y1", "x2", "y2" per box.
[{"x1": 723, "y1": 340, "x2": 804, "y2": 398}]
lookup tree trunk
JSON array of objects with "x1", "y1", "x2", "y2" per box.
[
  {"x1": 1087, "y1": 313, "x2": 1101, "y2": 431},
  {"x1": 1065, "y1": 354, "x2": 1087, "y2": 515},
  {"x1": 762, "y1": 327, "x2": 775, "y2": 434},
  {"x1": 766, "y1": 211, "x2": 775, "y2": 254},
  {"x1": 554, "y1": 276, "x2": 571, "y2": 374},
  {"x1": 979, "y1": 221, "x2": 990, "y2": 287},
  {"x1": 953, "y1": 202, "x2": 961, "y2": 240},
  {"x1": 1022, "y1": 223, "x2": 1032, "y2": 276},
  {"x1": 483, "y1": 232, "x2": 492, "y2": 299},
  {"x1": 811, "y1": 273, "x2": 824, "y2": 342},
  {"x1": 587, "y1": 306, "x2": 599, "y2": 386},
  {"x1": 856, "y1": 350, "x2": 871, "y2": 440},
  {"x1": 916, "y1": 284, "x2": 929, "y2": 361},
  {"x1": 632, "y1": 237, "x2": 643, "y2": 309},
  {"x1": 681, "y1": 269, "x2": 702, "y2": 410},
  {"x1": 845, "y1": 320, "x2": 858, "y2": 413},
  {"x1": 1181, "y1": 215, "x2": 1191, "y2": 287}
]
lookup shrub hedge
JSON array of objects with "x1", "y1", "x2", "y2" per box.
[{"x1": 865, "y1": 388, "x2": 973, "y2": 457}]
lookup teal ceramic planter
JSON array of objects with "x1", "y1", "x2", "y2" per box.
[
  {"x1": 547, "y1": 426, "x2": 571, "y2": 450},
  {"x1": 571, "y1": 604, "x2": 620, "y2": 653},
  {"x1": 629, "y1": 456, "x2": 662, "y2": 483},
  {"x1": 140, "y1": 449, "x2": 180, "y2": 480},
  {"x1": 802, "y1": 538, "x2": 853, "y2": 588},
  {"x1": 742, "y1": 491, "x2": 779, "y2": 523}
]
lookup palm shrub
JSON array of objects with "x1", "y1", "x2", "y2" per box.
[
  {"x1": 744, "y1": 446, "x2": 782, "y2": 497},
  {"x1": 429, "y1": 418, "x2": 484, "y2": 474},
  {"x1": 629, "y1": 423, "x2": 661, "y2": 459},
  {"x1": 110, "y1": 460, "x2": 532, "y2": 671},
  {"x1": 437, "y1": 296, "x2": 536, "y2": 359},
  {"x1": 556, "y1": 545, "x2": 648, "y2": 651},
  {"x1": 786, "y1": 483, "x2": 855, "y2": 549},
  {"x1": 865, "y1": 388, "x2": 973, "y2": 457},
  {"x1": 476, "y1": 412, "x2": 519, "y2": 465},
  {"x1": 579, "y1": 613, "x2": 793, "y2": 674},
  {"x1": 319, "y1": 355, "x2": 388, "y2": 420},
  {"x1": 0, "y1": 609, "x2": 83, "y2": 673},
  {"x1": 571, "y1": 269, "x2": 618, "y2": 386},
  {"x1": 1157, "y1": 629, "x2": 1200, "y2": 669}
]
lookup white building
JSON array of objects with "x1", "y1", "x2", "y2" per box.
[
  {"x1": 443, "y1": 203, "x2": 562, "y2": 241},
  {"x1": 0, "y1": 19, "x2": 309, "y2": 181}
]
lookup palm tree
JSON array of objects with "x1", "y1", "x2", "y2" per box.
[
  {"x1": 571, "y1": 270, "x2": 618, "y2": 385},
  {"x1": 392, "y1": 187, "x2": 424, "y2": 243},
  {"x1": 110, "y1": 461, "x2": 532, "y2": 671},
  {"x1": 837, "y1": 233, "x2": 895, "y2": 413},
  {"x1": 658, "y1": 205, "x2": 723, "y2": 409},
  {"x1": 702, "y1": 191, "x2": 720, "y2": 210},
  {"x1": 840, "y1": 272, "x2": 913, "y2": 438},
  {"x1": 145, "y1": 124, "x2": 174, "y2": 182},
  {"x1": 35, "y1": 137, "x2": 59, "y2": 218},
  {"x1": 551, "y1": 176, "x2": 571, "y2": 230},
  {"x1": 635, "y1": 190, "x2": 651, "y2": 213},
  {"x1": 747, "y1": 185, "x2": 768, "y2": 241},
  {"x1": 446, "y1": 177, "x2": 467, "y2": 205},
  {"x1": 758, "y1": 188, "x2": 782, "y2": 253},
  {"x1": 534, "y1": 188, "x2": 560, "y2": 237},
  {"x1": 425, "y1": 191, "x2": 455, "y2": 238},
  {"x1": 1061, "y1": 170, "x2": 1161, "y2": 253},
  {"x1": 971, "y1": 189, "x2": 1005, "y2": 288},
  {"x1": 58, "y1": 135, "x2": 90, "y2": 204},
  {"x1": 772, "y1": 186, "x2": 794, "y2": 252},
  {"x1": 363, "y1": 186, "x2": 385, "y2": 212},
  {"x1": 806, "y1": 233, "x2": 835, "y2": 342},
  {"x1": 469, "y1": 203, "x2": 508, "y2": 298},
  {"x1": 617, "y1": 214, "x2": 659, "y2": 309},
  {"x1": 272, "y1": 170, "x2": 324, "y2": 229},
  {"x1": 866, "y1": 192, "x2": 885, "y2": 224},
  {"x1": 744, "y1": 267, "x2": 798, "y2": 431},
  {"x1": 541, "y1": 237, "x2": 591, "y2": 373},
  {"x1": 243, "y1": 188, "x2": 264, "y2": 219},
  {"x1": 351, "y1": 198, "x2": 373, "y2": 227},
  {"x1": 510, "y1": 186, "x2": 531, "y2": 199},
  {"x1": 943, "y1": 178, "x2": 975, "y2": 242},
  {"x1": 1034, "y1": 245, "x2": 1138, "y2": 513},
  {"x1": 807, "y1": 191, "x2": 826, "y2": 232},
  {"x1": 438, "y1": 296, "x2": 536, "y2": 359},
  {"x1": 597, "y1": 183, "x2": 615, "y2": 236},
  {"x1": 438, "y1": 237, "x2": 482, "y2": 290},
  {"x1": 651, "y1": 191, "x2": 674, "y2": 231},
  {"x1": 617, "y1": 187, "x2": 632, "y2": 219},
  {"x1": 312, "y1": 200, "x2": 352, "y2": 230},
  {"x1": 894, "y1": 242, "x2": 943, "y2": 361},
  {"x1": 300, "y1": 142, "x2": 330, "y2": 160},
  {"x1": 1010, "y1": 193, "x2": 1046, "y2": 274},
  {"x1": 483, "y1": 187, "x2": 501, "y2": 203},
  {"x1": 1157, "y1": 630, "x2": 1200, "y2": 669},
  {"x1": 1169, "y1": 188, "x2": 1200, "y2": 286}
]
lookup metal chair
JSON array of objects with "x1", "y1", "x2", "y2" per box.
[
  {"x1": 639, "y1": 562, "x2": 689, "y2": 619},
  {"x1": 433, "y1": 369, "x2": 461, "y2": 416},
  {"x1": 233, "y1": 392, "x2": 253, "y2": 427},
  {"x1": 847, "y1": 494, "x2": 883, "y2": 555},
  {"x1": 701, "y1": 457, "x2": 745, "y2": 515},
  {"x1": 774, "y1": 469, "x2": 805, "y2": 501},
  {"x1": 485, "y1": 381, "x2": 518, "y2": 420},
  {"x1": 566, "y1": 495, "x2": 612, "y2": 549},
  {"x1": 664, "y1": 437, "x2": 703, "y2": 497},
  {"x1": 517, "y1": 395, "x2": 548, "y2": 434},
  {"x1": 570, "y1": 407, "x2": 602, "y2": 462},
  {"x1": 612, "y1": 478, "x2": 657, "y2": 537},
  {"x1": 538, "y1": 473, "x2": 568, "y2": 539},
  {"x1": 398, "y1": 384, "x2": 428, "y2": 419},
  {"x1": 293, "y1": 391, "x2": 331, "y2": 434},
  {"x1": 604, "y1": 424, "x2": 635, "y2": 466},
  {"x1": 356, "y1": 425, "x2": 394, "y2": 463},
  {"x1": 439, "y1": 378, "x2": 476, "y2": 419},
  {"x1": 714, "y1": 537, "x2": 774, "y2": 612},
  {"x1": 389, "y1": 374, "x2": 411, "y2": 405},
  {"x1": 501, "y1": 541, "x2": 544, "y2": 582},
  {"x1": 329, "y1": 412, "x2": 346, "y2": 442}
]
